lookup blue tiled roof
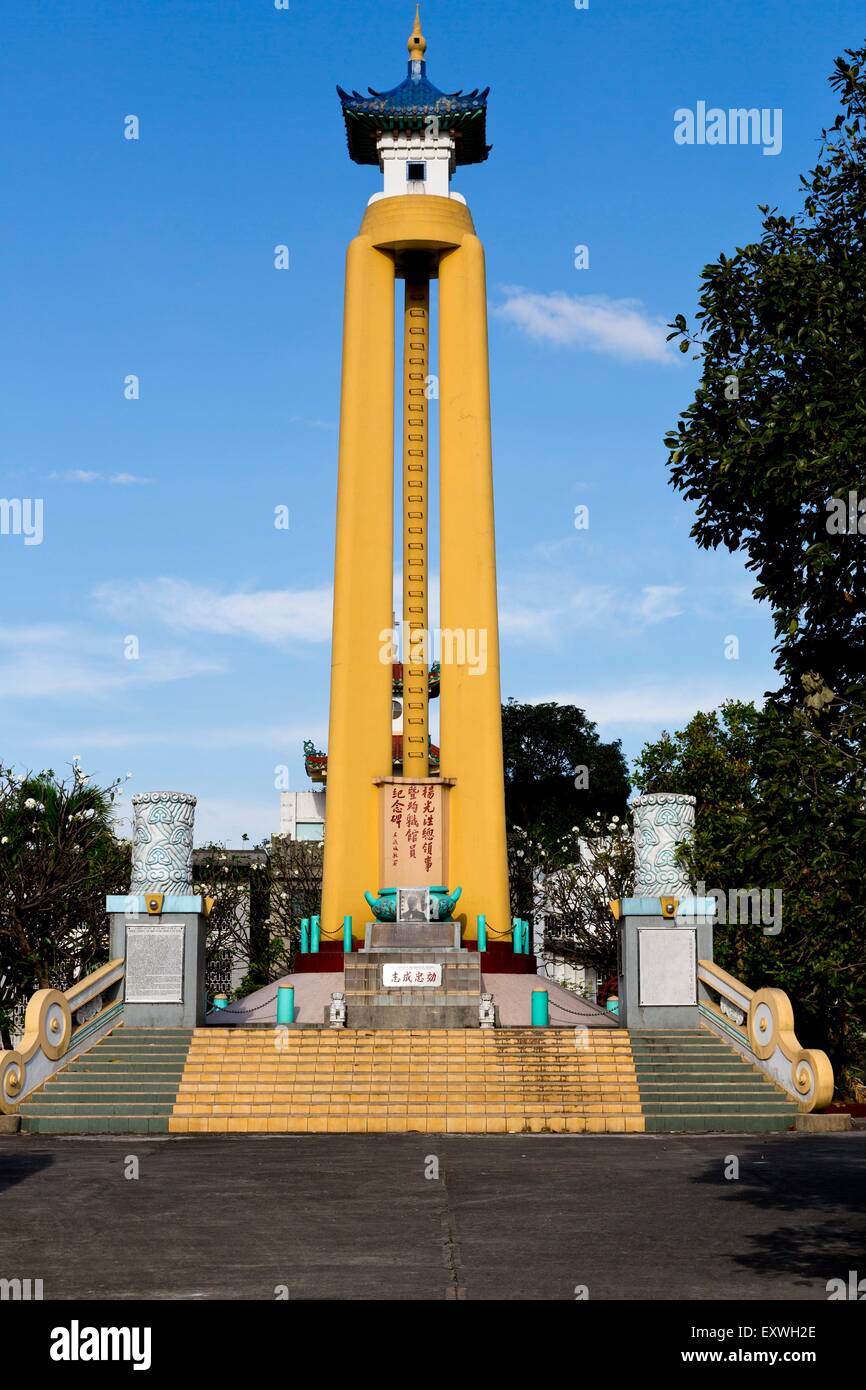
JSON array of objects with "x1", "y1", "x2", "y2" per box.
[{"x1": 338, "y1": 60, "x2": 490, "y2": 167}]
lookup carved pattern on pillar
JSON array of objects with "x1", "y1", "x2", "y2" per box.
[
  {"x1": 632, "y1": 792, "x2": 695, "y2": 897},
  {"x1": 130, "y1": 791, "x2": 196, "y2": 894}
]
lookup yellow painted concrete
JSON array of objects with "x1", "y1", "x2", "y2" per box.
[
  {"x1": 320, "y1": 191, "x2": 510, "y2": 940},
  {"x1": 319, "y1": 234, "x2": 396, "y2": 939},
  {"x1": 169, "y1": 1029, "x2": 645, "y2": 1135},
  {"x1": 438, "y1": 231, "x2": 510, "y2": 941}
]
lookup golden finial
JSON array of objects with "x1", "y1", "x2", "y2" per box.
[{"x1": 408, "y1": 4, "x2": 427, "y2": 61}]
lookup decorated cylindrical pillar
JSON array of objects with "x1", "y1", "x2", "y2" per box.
[
  {"x1": 632, "y1": 793, "x2": 696, "y2": 897},
  {"x1": 130, "y1": 791, "x2": 196, "y2": 895}
]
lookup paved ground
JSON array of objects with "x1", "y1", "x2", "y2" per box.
[
  {"x1": 481, "y1": 972, "x2": 618, "y2": 1026},
  {"x1": 207, "y1": 972, "x2": 616, "y2": 1027},
  {"x1": 1, "y1": 1133, "x2": 863, "y2": 1300},
  {"x1": 205, "y1": 973, "x2": 341, "y2": 1026}
]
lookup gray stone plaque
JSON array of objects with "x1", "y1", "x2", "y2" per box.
[
  {"x1": 125, "y1": 922, "x2": 185, "y2": 1004},
  {"x1": 638, "y1": 928, "x2": 696, "y2": 1007}
]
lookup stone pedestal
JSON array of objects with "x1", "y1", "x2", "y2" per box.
[
  {"x1": 110, "y1": 789, "x2": 209, "y2": 1029},
  {"x1": 615, "y1": 897, "x2": 715, "y2": 1030},
  {"x1": 108, "y1": 896, "x2": 209, "y2": 1029},
  {"x1": 341, "y1": 921, "x2": 481, "y2": 1028},
  {"x1": 616, "y1": 792, "x2": 714, "y2": 1029}
]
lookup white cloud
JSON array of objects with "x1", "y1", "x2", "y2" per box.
[
  {"x1": 529, "y1": 680, "x2": 768, "y2": 728},
  {"x1": 94, "y1": 578, "x2": 332, "y2": 645},
  {"x1": 50, "y1": 471, "x2": 152, "y2": 485},
  {"x1": 289, "y1": 416, "x2": 337, "y2": 432},
  {"x1": 30, "y1": 721, "x2": 328, "y2": 752},
  {"x1": 636, "y1": 585, "x2": 685, "y2": 623},
  {"x1": 193, "y1": 796, "x2": 284, "y2": 846},
  {"x1": 0, "y1": 625, "x2": 224, "y2": 699},
  {"x1": 499, "y1": 579, "x2": 684, "y2": 645},
  {"x1": 495, "y1": 288, "x2": 674, "y2": 364}
]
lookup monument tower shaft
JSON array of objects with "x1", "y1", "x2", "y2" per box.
[{"x1": 320, "y1": 11, "x2": 510, "y2": 942}]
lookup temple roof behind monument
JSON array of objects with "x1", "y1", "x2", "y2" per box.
[{"x1": 337, "y1": 9, "x2": 490, "y2": 167}]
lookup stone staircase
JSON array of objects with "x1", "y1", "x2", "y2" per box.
[
  {"x1": 631, "y1": 1030, "x2": 799, "y2": 1132},
  {"x1": 20, "y1": 1028, "x2": 193, "y2": 1134},
  {"x1": 16, "y1": 1024, "x2": 801, "y2": 1135},
  {"x1": 168, "y1": 1027, "x2": 645, "y2": 1134}
]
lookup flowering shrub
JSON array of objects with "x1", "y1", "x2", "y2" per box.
[{"x1": 509, "y1": 817, "x2": 634, "y2": 978}]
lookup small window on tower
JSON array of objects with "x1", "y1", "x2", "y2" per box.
[{"x1": 407, "y1": 162, "x2": 426, "y2": 182}]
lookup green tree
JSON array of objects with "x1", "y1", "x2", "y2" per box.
[
  {"x1": 0, "y1": 762, "x2": 130, "y2": 1048},
  {"x1": 634, "y1": 704, "x2": 866, "y2": 1090},
  {"x1": 502, "y1": 699, "x2": 629, "y2": 842},
  {"x1": 665, "y1": 45, "x2": 866, "y2": 695}
]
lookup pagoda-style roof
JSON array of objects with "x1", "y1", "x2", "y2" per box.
[{"x1": 337, "y1": 7, "x2": 490, "y2": 168}]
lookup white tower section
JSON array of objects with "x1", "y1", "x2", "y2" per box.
[{"x1": 377, "y1": 128, "x2": 455, "y2": 198}]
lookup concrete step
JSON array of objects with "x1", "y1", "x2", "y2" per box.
[
  {"x1": 25, "y1": 1101, "x2": 177, "y2": 1115},
  {"x1": 644, "y1": 1113, "x2": 794, "y2": 1133},
  {"x1": 640, "y1": 1098, "x2": 795, "y2": 1113},
  {"x1": 19, "y1": 1025, "x2": 193, "y2": 1135},
  {"x1": 24, "y1": 1115, "x2": 172, "y2": 1134}
]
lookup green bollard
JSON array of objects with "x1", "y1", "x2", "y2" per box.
[
  {"x1": 311, "y1": 916, "x2": 321, "y2": 953},
  {"x1": 300, "y1": 919, "x2": 310, "y2": 954},
  {"x1": 512, "y1": 918, "x2": 521, "y2": 953},
  {"x1": 343, "y1": 915, "x2": 353, "y2": 954},
  {"x1": 277, "y1": 984, "x2": 295, "y2": 1026},
  {"x1": 531, "y1": 989, "x2": 549, "y2": 1027},
  {"x1": 477, "y1": 914, "x2": 487, "y2": 952}
]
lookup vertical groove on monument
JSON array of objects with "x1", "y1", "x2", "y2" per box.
[{"x1": 402, "y1": 272, "x2": 430, "y2": 781}]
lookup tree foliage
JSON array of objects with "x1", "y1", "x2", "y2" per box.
[
  {"x1": 502, "y1": 699, "x2": 629, "y2": 842},
  {"x1": 0, "y1": 762, "x2": 130, "y2": 1047},
  {"x1": 665, "y1": 46, "x2": 866, "y2": 694},
  {"x1": 634, "y1": 703, "x2": 866, "y2": 1088}
]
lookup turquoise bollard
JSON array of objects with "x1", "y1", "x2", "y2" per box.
[
  {"x1": 512, "y1": 918, "x2": 521, "y2": 953},
  {"x1": 531, "y1": 989, "x2": 549, "y2": 1027},
  {"x1": 523, "y1": 921, "x2": 531, "y2": 955},
  {"x1": 343, "y1": 915, "x2": 353, "y2": 954},
  {"x1": 300, "y1": 919, "x2": 310, "y2": 954},
  {"x1": 477, "y1": 914, "x2": 487, "y2": 952},
  {"x1": 277, "y1": 984, "x2": 295, "y2": 1026},
  {"x1": 311, "y1": 916, "x2": 321, "y2": 953}
]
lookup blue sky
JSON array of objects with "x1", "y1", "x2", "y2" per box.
[{"x1": 1, "y1": 0, "x2": 861, "y2": 844}]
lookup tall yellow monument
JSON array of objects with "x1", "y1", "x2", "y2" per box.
[{"x1": 320, "y1": 8, "x2": 510, "y2": 944}]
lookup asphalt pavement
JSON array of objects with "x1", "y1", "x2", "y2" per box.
[{"x1": 1, "y1": 1133, "x2": 863, "y2": 1300}]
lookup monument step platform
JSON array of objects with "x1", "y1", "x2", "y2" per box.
[
  {"x1": 628, "y1": 1026, "x2": 799, "y2": 1132},
  {"x1": 343, "y1": 947, "x2": 483, "y2": 1028},
  {"x1": 19, "y1": 1025, "x2": 194, "y2": 1135},
  {"x1": 167, "y1": 1027, "x2": 644, "y2": 1134},
  {"x1": 18, "y1": 1022, "x2": 801, "y2": 1134},
  {"x1": 293, "y1": 944, "x2": 539, "y2": 976}
]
